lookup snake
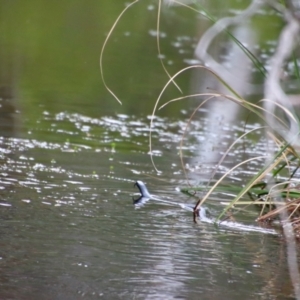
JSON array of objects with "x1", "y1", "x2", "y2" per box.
[{"x1": 133, "y1": 180, "x2": 278, "y2": 235}]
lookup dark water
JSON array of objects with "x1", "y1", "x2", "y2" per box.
[{"x1": 0, "y1": 1, "x2": 299, "y2": 299}]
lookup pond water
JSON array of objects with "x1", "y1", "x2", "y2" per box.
[{"x1": 0, "y1": 1, "x2": 299, "y2": 299}]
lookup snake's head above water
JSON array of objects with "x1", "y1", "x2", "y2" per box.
[
  {"x1": 134, "y1": 180, "x2": 151, "y2": 199},
  {"x1": 133, "y1": 180, "x2": 151, "y2": 206}
]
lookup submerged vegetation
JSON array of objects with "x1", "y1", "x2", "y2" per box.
[{"x1": 101, "y1": 0, "x2": 300, "y2": 295}]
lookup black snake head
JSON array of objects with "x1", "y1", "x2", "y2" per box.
[
  {"x1": 134, "y1": 180, "x2": 151, "y2": 198},
  {"x1": 133, "y1": 180, "x2": 151, "y2": 205}
]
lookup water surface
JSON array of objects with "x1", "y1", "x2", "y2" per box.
[{"x1": 0, "y1": 1, "x2": 298, "y2": 299}]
